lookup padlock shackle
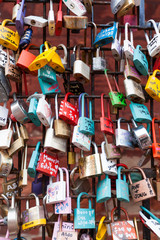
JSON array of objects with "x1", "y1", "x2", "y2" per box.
[
  {"x1": 125, "y1": 22, "x2": 133, "y2": 45},
  {"x1": 96, "y1": 48, "x2": 100, "y2": 58},
  {"x1": 56, "y1": 167, "x2": 63, "y2": 182},
  {"x1": 27, "y1": 93, "x2": 44, "y2": 102},
  {"x1": 43, "y1": 195, "x2": 49, "y2": 220},
  {"x1": 11, "y1": 193, "x2": 15, "y2": 208},
  {"x1": 131, "y1": 118, "x2": 138, "y2": 128},
  {"x1": 64, "y1": 92, "x2": 73, "y2": 102},
  {"x1": 117, "y1": 166, "x2": 126, "y2": 182},
  {"x1": 15, "y1": 122, "x2": 20, "y2": 137},
  {"x1": 2, "y1": 19, "x2": 13, "y2": 27},
  {"x1": 50, "y1": 117, "x2": 55, "y2": 129},
  {"x1": 77, "y1": 192, "x2": 92, "y2": 210},
  {"x1": 61, "y1": 167, "x2": 69, "y2": 197},
  {"x1": 92, "y1": 141, "x2": 98, "y2": 154},
  {"x1": 58, "y1": 0, "x2": 62, "y2": 11},
  {"x1": 55, "y1": 94, "x2": 59, "y2": 120},
  {"x1": 101, "y1": 93, "x2": 111, "y2": 120},
  {"x1": 75, "y1": 44, "x2": 82, "y2": 60},
  {"x1": 81, "y1": 93, "x2": 92, "y2": 119},
  {"x1": 128, "y1": 166, "x2": 147, "y2": 185},
  {"x1": 70, "y1": 166, "x2": 79, "y2": 188},
  {"x1": 78, "y1": 93, "x2": 88, "y2": 118},
  {"x1": 35, "y1": 141, "x2": 41, "y2": 152},
  {"x1": 140, "y1": 206, "x2": 160, "y2": 224},
  {"x1": 111, "y1": 207, "x2": 129, "y2": 222},
  {"x1": 29, "y1": 193, "x2": 40, "y2": 206},
  {"x1": 26, "y1": 43, "x2": 38, "y2": 52},
  {"x1": 117, "y1": 118, "x2": 131, "y2": 132},
  {"x1": 50, "y1": 0, "x2": 53, "y2": 11},
  {"x1": 152, "y1": 117, "x2": 160, "y2": 144},
  {"x1": 87, "y1": 22, "x2": 97, "y2": 41},
  {"x1": 101, "y1": 141, "x2": 106, "y2": 154},
  {"x1": 57, "y1": 44, "x2": 67, "y2": 64},
  {"x1": 1, "y1": 194, "x2": 10, "y2": 208},
  {"x1": 104, "y1": 69, "x2": 112, "y2": 92},
  {"x1": 152, "y1": 69, "x2": 160, "y2": 78},
  {"x1": 97, "y1": 216, "x2": 106, "y2": 235},
  {"x1": 8, "y1": 118, "x2": 12, "y2": 129},
  {"x1": 147, "y1": 19, "x2": 159, "y2": 35},
  {"x1": 22, "y1": 145, "x2": 27, "y2": 170}
]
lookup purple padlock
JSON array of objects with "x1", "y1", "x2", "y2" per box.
[
  {"x1": 15, "y1": 0, "x2": 26, "y2": 36},
  {"x1": 32, "y1": 173, "x2": 49, "y2": 195}
]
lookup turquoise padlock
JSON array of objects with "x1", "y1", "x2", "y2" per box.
[
  {"x1": 27, "y1": 141, "x2": 41, "y2": 178},
  {"x1": 116, "y1": 166, "x2": 129, "y2": 202},
  {"x1": 133, "y1": 45, "x2": 148, "y2": 76},
  {"x1": 96, "y1": 174, "x2": 111, "y2": 203},
  {"x1": 129, "y1": 102, "x2": 152, "y2": 123},
  {"x1": 38, "y1": 77, "x2": 61, "y2": 95},
  {"x1": 38, "y1": 44, "x2": 57, "y2": 83},
  {"x1": 27, "y1": 92, "x2": 41, "y2": 127},
  {"x1": 93, "y1": 22, "x2": 117, "y2": 48},
  {"x1": 74, "y1": 192, "x2": 95, "y2": 229},
  {"x1": 79, "y1": 93, "x2": 95, "y2": 136}
]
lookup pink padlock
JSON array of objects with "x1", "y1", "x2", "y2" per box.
[
  {"x1": 55, "y1": 167, "x2": 72, "y2": 214},
  {"x1": 120, "y1": 13, "x2": 137, "y2": 33}
]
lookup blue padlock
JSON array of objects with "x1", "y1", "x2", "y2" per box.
[
  {"x1": 32, "y1": 173, "x2": 49, "y2": 196},
  {"x1": 79, "y1": 93, "x2": 95, "y2": 136},
  {"x1": 28, "y1": 141, "x2": 41, "y2": 178},
  {"x1": 116, "y1": 166, "x2": 130, "y2": 202},
  {"x1": 74, "y1": 192, "x2": 95, "y2": 229},
  {"x1": 27, "y1": 92, "x2": 41, "y2": 127},
  {"x1": 129, "y1": 102, "x2": 152, "y2": 123},
  {"x1": 19, "y1": 27, "x2": 32, "y2": 49},
  {"x1": 93, "y1": 22, "x2": 117, "y2": 48},
  {"x1": 96, "y1": 174, "x2": 111, "y2": 203},
  {"x1": 133, "y1": 45, "x2": 148, "y2": 76}
]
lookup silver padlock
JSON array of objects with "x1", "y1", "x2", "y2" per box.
[
  {"x1": 131, "y1": 119, "x2": 152, "y2": 150},
  {"x1": 124, "y1": 78, "x2": 145, "y2": 103},
  {"x1": 7, "y1": 193, "x2": 20, "y2": 235},
  {"x1": 115, "y1": 117, "x2": 135, "y2": 149},
  {"x1": 110, "y1": 0, "x2": 125, "y2": 14},
  {"x1": 19, "y1": 145, "x2": 28, "y2": 188},
  {"x1": 24, "y1": 16, "x2": 48, "y2": 27},
  {"x1": 0, "y1": 102, "x2": 8, "y2": 126},
  {"x1": 123, "y1": 22, "x2": 135, "y2": 60},
  {"x1": 73, "y1": 45, "x2": 90, "y2": 83},
  {"x1": 93, "y1": 48, "x2": 106, "y2": 71},
  {"x1": 145, "y1": 19, "x2": 160, "y2": 57},
  {"x1": 57, "y1": 44, "x2": 67, "y2": 69},
  {"x1": 111, "y1": 23, "x2": 122, "y2": 61}
]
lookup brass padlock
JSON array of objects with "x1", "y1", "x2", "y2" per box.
[
  {"x1": 0, "y1": 150, "x2": 13, "y2": 177},
  {"x1": 117, "y1": 0, "x2": 135, "y2": 17},
  {"x1": 20, "y1": 124, "x2": 29, "y2": 143},
  {"x1": 0, "y1": 194, "x2": 10, "y2": 218},
  {"x1": 2, "y1": 177, "x2": 19, "y2": 197},
  {"x1": 8, "y1": 122, "x2": 24, "y2": 157},
  {"x1": 68, "y1": 145, "x2": 76, "y2": 165},
  {"x1": 152, "y1": 166, "x2": 160, "y2": 201},
  {"x1": 18, "y1": 145, "x2": 28, "y2": 188}
]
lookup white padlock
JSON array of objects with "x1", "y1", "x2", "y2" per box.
[
  {"x1": 123, "y1": 22, "x2": 135, "y2": 60},
  {"x1": 111, "y1": 23, "x2": 122, "y2": 61},
  {"x1": 110, "y1": 0, "x2": 125, "y2": 15},
  {"x1": 62, "y1": 0, "x2": 86, "y2": 16},
  {"x1": 24, "y1": 16, "x2": 48, "y2": 28},
  {"x1": 36, "y1": 95, "x2": 52, "y2": 127},
  {"x1": 0, "y1": 102, "x2": 8, "y2": 126},
  {"x1": 0, "y1": 119, "x2": 13, "y2": 149},
  {"x1": 93, "y1": 48, "x2": 106, "y2": 71}
]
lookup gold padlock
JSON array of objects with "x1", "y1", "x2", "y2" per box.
[
  {"x1": 0, "y1": 150, "x2": 13, "y2": 177},
  {"x1": 152, "y1": 166, "x2": 160, "y2": 201},
  {"x1": 0, "y1": 19, "x2": 20, "y2": 51},
  {"x1": 117, "y1": 0, "x2": 135, "y2": 17},
  {"x1": 20, "y1": 124, "x2": 29, "y2": 143},
  {"x1": 68, "y1": 144, "x2": 76, "y2": 165},
  {"x1": 19, "y1": 145, "x2": 28, "y2": 188}
]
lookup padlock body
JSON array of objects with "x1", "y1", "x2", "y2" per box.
[
  {"x1": 133, "y1": 47, "x2": 148, "y2": 76},
  {"x1": 59, "y1": 100, "x2": 79, "y2": 126},
  {"x1": 97, "y1": 176, "x2": 111, "y2": 203},
  {"x1": 20, "y1": 125, "x2": 29, "y2": 142},
  {"x1": 124, "y1": 78, "x2": 145, "y2": 103},
  {"x1": 72, "y1": 125, "x2": 91, "y2": 151},
  {"x1": 147, "y1": 35, "x2": 160, "y2": 57},
  {"x1": 0, "y1": 26, "x2": 20, "y2": 51},
  {"x1": 47, "y1": 181, "x2": 66, "y2": 204},
  {"x1": 73, "y1": 60, "x2": 90, "y2": 83},
  {"x1": 68, "y1": 152, "x2": 76, "y2": 165},
  {"x1": 105, "y1": 143, "x2": 121, "y2": 160},
  {"x1": 79, "y1": 116, "x2": 95, "y2": 136},
  {"x1": 8, "y1": 137, "x2": 24, "y2": 157},
  {"x1": 38, "y1": 78, "x2": 61, "y2": 95},
  {"x1": 100, "y1": 152, "x2": 117, "y2": 175},
  {"x1": 0, "y1": 150, "x2": 12, "y2": 177},
  {"x1": 0, "y1": 106, "x2": 8, "y2": 126},
  {"x1": 36, "y1": 98, "x2": 52, "y2": 127},
  {"x1": 116, "y1": 178, "x2": 130, "y2": 202},
  {"x1": 115, "y1": 128, "x2": 135, "y2": 149},
  {"x1": 132, "y1": 126, "x2": 152, "y2": 150},
  {"x1": 54, "y1": 119, "x2": 71, "y2": 139},
  {"x1": 152, "y1": 143, "x2": 160, "y2": 160},
  {"x1": 27, "y1": 150, "x2": 40, "y2": 178},
  {"x1": 111, "y1": 39, "x2": 122, "y2": 61},
  {"x1": 93, "y1": 57, "x2": 106, "y2": 71},
  {"x1": 28, "y1": 97, "x2": 41, "y2": 127},
  {"x1": 74, "y1": 208, "x2": 95, "y2": 229},
  {"x1": 12, "y1": 3, "x2": 21, "y2": 21},
  {"x1": 109, "y1": 91, "x2": 126, "y2": 108},
  {"x1": 38, "y1": 65, "x2": 57, "y2": 83},
  {"x1": 123, "y1": 39, "x2": 135, "y2": 60},
  {"x1": 55, "y1": 10, "x2": 63, "y2": 36},
  {"x1": 111, "y1": 0, "x2": 125, "y2": 14},
  {"x1": 2, "y1": 178, "x2": 18, "y2": 197},
  {"x1": 125, "y1": 64, "x2": 141, "y2": 83},
  {"x1": 145, "y1": 75, "x2": 160, "y2": 102},
  {"x1": 100, "y1": 117, "x2": 114, "y2": 135},
  {"x1": 19, "y1": 169, "x2": 28, "y2": 188}
]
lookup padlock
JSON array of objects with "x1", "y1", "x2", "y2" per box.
[
  {"x1": 79, "y1": 231, "x2": 93, "y2": 240},
  {"x1": 79, "y1": 93, "x2": 95, "y2": 136},
  {"x1": 73, "y1": 45, "x2": 90, "y2": 83},
  {"x1": 70, "y1": 166, "x2": 90, "y2": 195},
  {"x1": 15, "y1": 0, "x2": 26, "y2": 36},
  {"x1": 152, "y1": 166, "x2": 160, "y2": 201},
  {"x1": 0, "y1": 19, "x2": 20, "y2": 51},
  {"x1": 54, "y1": 94, "x2": 71, "y2": 139},
  {"x1": 0, "y1": 67, "x2": 11, "y2": 103},
  {"x1": 24, "y1": 15, "x2": 48, "y2": 27},
  {"x1": 8, "y1": 122, "x2": 24, "y2": 157},
  {"x1": 133, "y1": 45, "x2": 148, "y2": 76},
  {"x1": 8, "y1": 194, "x2": 20, "y2": 235},
  {"x1": 96, "y1": 216, "x2": 107, "y2": 240},
  {"x1": 83, "y1": 0, "x2": 92, "y2": 12},
  {"x1": 103, "y1": 133, "x2": 121, "y2": 160},
  {"x1": 19, "y1": 27, "x2": 32, "y2": 49},
  {"x1": 124, "y1": 58, "x2": 141, "y2": 83},
  {"x1": 111, "y1": 24, "x2": 122, "y2": 61},
  {"x1": 115, "y1": 117, "x2": 135, "y2": 149},
  {"x1": 93, "y1": 48, "x2": 106, "y2": 71},
  {"x1": 62, "y1": 0, "x2": 86, "y2": 16},
  {"x1": 22, "y1": 193, "x2": 46, "y2": 230},
  {"x1": 63, "y1": 15, "x2": 88, "y2": 30},
  {"x1": 47, "y1": 167, "x2": 66, "y2": 204},
  {"x1": 131, "y1": 119, "x2": 152, "y2": 150},
  {"x1": 93, "y1": 22, "x2": 118, "y2": 48},
  {"x1": 105, "y1": 71, "x2": 126, "y2": 108},
  {"x1": 100, "y1": 141, "x2": 117, "y2": 176},
  {"x1": 2, "y1": 177, "x2": 18, "y2": 197},
  {"x1": 57, "y1": 44, "x2": 67, "y2": 69},
  {"x1": 152, "y1": 117, "x2": 160, "y2": 160},
  {"x1": 0, "y1": 194, "x2": 10, "y2": 218},
  {"x1": 28, "y1": 142, "x2": 41, "y2": 178},
  {"x1": 129, "y1": 101, "x2": 152, "y2": 123},
  {"x1": 79, "y1": 142, "x2": 102, "y2": 179},
  {"x1": 5, "y1": 49, "x2": 22, "y2": 83},
  {"x1": 59, "y1": 92, "x2": 79, "y2": 126},
  {"x1": 96, "y1": 174, "x2": 111, "y2": 203},
  {"x1": 124, "y1": 78, "x2": 145, "y2": 103},
  {"x1": 18, "y1": 145, "x2": 28, "y2": 188},
  {"x1": 116, "y1": 166, "x2": 129, "y2": 202},
  {"x1": 44, "y1": 117, "x2": 67, "y2": 153},
  {"x1": 123, "y1": 22, "x2": 135, "y2": 60},
  {"x1": 74, "y1": 192, "x2": 95, "y2": 229},
  {"x1": 100, "y1": 93, "x2": 114, "y2": 135},
  {"x1": 32, "y1": 173, "x2": 49, "y2": 196},
  {"x1": 55, "y1": 168, "x2": 72, "y2": 214},
  {"x1": 20, "y1": 124, "x2": 29, "y2": 143},
  {"x1": 55, "y1": 0, "x2": 63, "y2": 36},
  {"x1": 0, "y1": 102, "x2": 8, "y2": 127},
  {"x1": 110, "y1": 0, "x2": 125, "y2": 14},
  {"x1": 63, "y1": 72, "x2": 85, "y2": 95},
  {"x1": 145, "y1": 19, "x2": 160, "y2": 57},
  {"x1": 57, "y1": 214, "x2": 78, "y2": 239},
  {"x1": 10, "y1": 93, "x2": 29, "y2": 124},
  {"x1": 36, "y1": 150, "x2": 59, "y2": 177},
  {"x1": 12, "y1": 0, "x2": 21, "y2": 21},
  {"x1": 145, "y1": 70, "x2": 160, "y2": 102},
  {"x1": 27, "y1": 92, "x2": 41, "y2": 127},
  {"x1": 0, "y1": 45, "x2": 15, "y2": 68},
  {"x1": 38, "y1": 77, "x2": 61, "y2": 95},
  {"x1": 68, "y1": 145, "x2": 76, "y2": 165},
  {"x1": 128, "y1": 167, "x2": 155, "y2": 202},
  {"x1": 48, "y1": 0, "x2": 55, "y2": 36},
  {"x1": 0, "y1": 150, "x2": 13, "y2": 177},
  {"x1": 117, "y1": 0, "x2": 135, "y2": 17}
]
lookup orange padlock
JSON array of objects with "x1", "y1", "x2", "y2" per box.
[
  {"x1": 16, "y1": 44, "x2": 38, "y2": 75},
  {"x1": 152, "y1": 117, "x2": 160, "y2": 160}
]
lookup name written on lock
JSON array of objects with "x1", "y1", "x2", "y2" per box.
[{"x1": 0, "y1": 34, "x2": 18, "y2": 47}]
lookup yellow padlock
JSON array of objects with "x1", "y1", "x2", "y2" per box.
[
  {"x1": 28, "y1": 41, "x2": 57, "y2": 71},
  {"x1": 0, "y1": 19, "x2": 20, "y2": 51},
  {"x1": 145, "y1": 70, "x2": 160, "y2": 102},
  {"x1": 96, "y1": 216, "x2": 107, "y2": 240}
]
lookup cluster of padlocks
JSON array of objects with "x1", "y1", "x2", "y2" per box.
[{"x1": 0, "y1": 0, "x2": 160, "y2": 239}]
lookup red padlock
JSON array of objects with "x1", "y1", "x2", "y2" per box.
[
  {"x1": 153, "y1": 56, "x2": 160, "y2": 71},
  {"x1": 152, "y1": 117, "x2": 160, "y2": 160},
  {"x1": 16, "y1": 44, "x2": 37, "y2": 75},
  {"x1": 100, "y1": 93, "x2": 114, "y2": 135},
  {"x1": 111, "y1": 163, "x2": 128, "y2": 190},
  {"x1": 36, "y1": 150, "x2": 59, "y2": 177},
  {"x1": 55, "y1": 0, "x2": 63, "y2": 36},
  {"x1": 59, "y1": 92, "x2": 79, "y2": 126}
]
